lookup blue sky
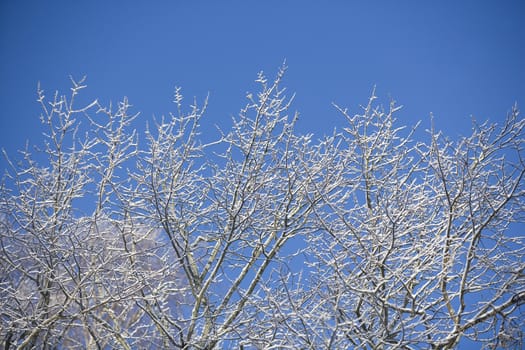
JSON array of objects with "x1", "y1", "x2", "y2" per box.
[
  {"x1": 0, "y1": 2, "x2": 523, "y2": 347},
  {"x1": 1, "y1": 1, "x2": 524, "y2": 162}
]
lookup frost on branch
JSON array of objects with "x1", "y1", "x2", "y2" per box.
[{"x1": 1, "y1": 70, "x2": 524, "y2": 349}]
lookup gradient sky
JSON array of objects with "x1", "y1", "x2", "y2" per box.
[
  {"x1": 1, "y1": 1, "x2": 524, "y2": 166},
  {"x1": 0, "y1": 2, "x2": 524, "y2": 346}
]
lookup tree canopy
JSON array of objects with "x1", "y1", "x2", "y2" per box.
[{"x1": 1, "y1": 68, "x2": 524, "y2": 349}]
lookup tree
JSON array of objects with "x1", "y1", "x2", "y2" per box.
[{"x1": 1, "y1": 67, "x2": 524, "y2": 349}]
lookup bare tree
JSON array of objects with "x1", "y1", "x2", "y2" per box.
[
  {"x1": 1, "y1": 68, "x2": 523, "y2": 349},
  {"x1": 249, "y1": 93, "x2": 524, "y2": 349}
]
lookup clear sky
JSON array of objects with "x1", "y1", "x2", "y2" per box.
[
  {"x1": 0, "y1": 2, "x2": 524, "y2": 347},
  {"x1": 1, "y1": 1, "x2": 524, "y2": 163}
]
